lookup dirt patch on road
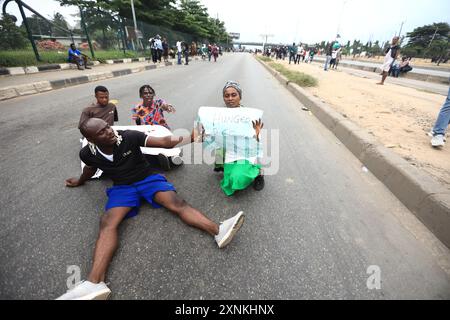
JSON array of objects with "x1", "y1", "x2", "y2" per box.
[{"x1": 271, "y1": 58, "x2": 450, "y2": 188}]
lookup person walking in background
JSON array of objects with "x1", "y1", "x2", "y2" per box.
[
  {"x1": 183, "y1": 42, "x2": 190, "y2": 65},
  {"x1": 154, "y1": 35, "x2": 163, "y2": 63},
  {"x1": 212, "y1": 44, "x2": 219, "y2": 62},
  {"x1": 377, "y1": 36, "x2": 400, "y2": 85},
  {"x1": 208, "y1": 43, "x2": 212, "y2": 61},
  {"x1": 430, "y1": 85, "x2": 450, "y2": 148},
  {"x1": 289, "y1": 42, "x2": 297, "y2": 64},
  {"x1": 296, "y1": 43, "x2": 304, "y2": 64},
  {"x1": 176, "y1": 40, "x2": 182, "y2": 65},
  {"x1": 190, "y1": 42, "x2": 197, "y2": 57},
  {"x1": 324, "y1": 40, "x2": 334, "y2": 71},
  {"x1": 149, "y1": 37, "x2": 157, "y2": 63},
  {"x1": 309, "y1": 48, "x2": 316, "y2": 63},
  {"x1": 162, "y1": 37, "x2": 169, "y2": 62}
]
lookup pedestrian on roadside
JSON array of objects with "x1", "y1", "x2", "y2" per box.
[
  {"x1": 57, "y1": 118, "x2": 245, "y2": 300},
  {"x1": 183, "y1": 42, "x2": 190, "y2": 65},
  {"x1": 149, "y1": 37, "x2": 157, "y2": 63},
  {"x1": 330, "y1": 42, "x2": 341, "y2": 69},
  {"x1": 176, "y1": 40, "x2": 182, "y2": 65},
  {"x1": 154, "y1": 35, "x2": 163, "y2": 63},
  {"x1": 377, "y1": 36, "x2": 400, "y2": 85},
  {"x1": 162, "y1": 37, "x2": 169, "y2": 62},
  {"x1": 430, "y1": 84, "x2": 450, "y2": 148},
  {"x1": 309, "y1": 48, "x2": 316, "y2": 63},
  {"x1": 212, "y1": 44, "x2": 219, "y2": 62},
  {"x1": 208, "y1": 43, "x2": 212, "y2": 61},
  {"x1": 289, "y1": 42, "x2": 297, "y2": 64},
  {"x1": 296, "y1": 43, "x2": 304, "y2": 64},
  {"x1": 324, "y1": 40, "x2": 335, "y2": 71}
]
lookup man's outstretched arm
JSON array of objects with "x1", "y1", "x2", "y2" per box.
[
  {"x1": 65, "y1": 165, "x2": 98, "y2": 187},
  {"x1": 144, "y1": 126, "x2": 203, "y2": 149}
]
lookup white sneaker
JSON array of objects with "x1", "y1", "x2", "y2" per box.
[
  {"x1": 215, "y1": 211, "x2": 245, "y2": 249},
  {"x1": 56, "y1": 281, "x2": 111, "y2": 300},
  {"x1": 428, "y1": 130, "x2": 447, "y2": 141},
  {"x1": 170, "y1": 155, "x2": 184, "y2": 166},
  {"x1": 431, "y1": 134, "x2": 445, "y2": 148}
]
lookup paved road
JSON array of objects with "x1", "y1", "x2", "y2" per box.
[{"x1": 0, "y1": 53, "x2": 449, "y2": 300}]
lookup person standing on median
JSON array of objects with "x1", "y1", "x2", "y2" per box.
[
  {"x1": 57, "y1": 118, "x2": 245, "y2": 300},
  {"x1": 430, "y1": 84, "x2": 450, "y2": 148},
  {"x1": 324, "y1": 40, "x2": 334, "y2": 71},
  {"x1": 289, "y1": 42, "x2": 298, "y2": 64},
  {"x1": 176, "y1": 40, "x2": 183, "y2": 65},
  {"x1": 377, "y1": 36, "x2": 400, "y2": 85}
]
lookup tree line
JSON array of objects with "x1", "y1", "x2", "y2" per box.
[{"x1": 0, "y1": 0, "x2": 230, "y2": 50}]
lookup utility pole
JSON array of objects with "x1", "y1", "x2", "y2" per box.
[
  {"x1": 398, "y1": 21, "x2": 405, "y2": 37},
  {"x1": 336, "y1": 0, "x2": 349, "y2": 39},
  {"x1": 260, "y1": 34, "x2": 274, "y2": 52},
  {"x1": 423, "y1": 26, "x2": 439, "y2": 59}
]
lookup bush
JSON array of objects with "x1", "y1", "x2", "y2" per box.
[
  {"x1": 0, "y1": 50, "x2": 67, "y2": 67},
  {"x1": 0, "y1": 49, "x2": 146, "y2": 67},
  {"x1": 0, "y1": 14, "x2": 28, "y2": 50}
]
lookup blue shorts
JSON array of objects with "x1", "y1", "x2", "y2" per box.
[{"x1": 105, "y1": 174, "x2": 176, "y2": 219}]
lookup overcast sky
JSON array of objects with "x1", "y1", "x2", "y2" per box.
[{"x1": 2, "y1": 0, "x2": 450, "y2": 45}]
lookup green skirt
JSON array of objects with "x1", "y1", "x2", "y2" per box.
[{"x1": 220, "y1": 160, "x2": 261, "y2": 196}]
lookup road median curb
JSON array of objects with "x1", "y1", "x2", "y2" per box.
[
  {"x1": 0, "y1": 62, "x2": 168, "y2": 101},
  {"x1": 257, "y1": 57, "x2": 450, "y2": 249}
]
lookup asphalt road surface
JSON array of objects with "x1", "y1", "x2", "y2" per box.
[{"x1": 1, "y1": 53, "x2": 449, "y2": 300}]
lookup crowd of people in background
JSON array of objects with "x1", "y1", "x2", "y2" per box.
[
  {"x1": 263, "y1": 44, "x2": 319, "y2": 64},
  {"x1": 148, "y1": 34, "x2": 223, "y2": 66}
]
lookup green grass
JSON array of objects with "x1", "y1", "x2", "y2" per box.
[
  {"x1": 0, "y1": 49, "x2": 143, "y2": 67},
  {"x1": 257, "y1": 55, "x2": 272, "y2": 63},
  {"x1": 268, "y1": 62, "x2": 318, "y2": 87}
]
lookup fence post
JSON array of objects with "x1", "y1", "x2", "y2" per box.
[
  {"x1": 79, "y1": 6, "x2": 95, "y2": 59},
  {"x1": 17, "y1": 0, "x2": 40, "y2": 61}
]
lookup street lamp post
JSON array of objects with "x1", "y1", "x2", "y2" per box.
[
  {"x1": 130, "y1": 0, "x2": 138, "y2": 50},
  {"x1": 336, "y1": 0, "x2": 349, "y2": 39},
  {"x1": 260, "y1": 34, "x2": 274, "y2": 53}
]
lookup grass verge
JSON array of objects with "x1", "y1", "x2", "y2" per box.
[
  {"x1": 0, "y1": 50, "x2": 143, "y2": 67},
  {"x1": 257, "y1": 55, "x2": 318, "y2": 87}
]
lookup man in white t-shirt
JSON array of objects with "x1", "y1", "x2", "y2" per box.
[
  {"x1": 176, "y1": 40, "x2": 182, "y2": 65},
  {"x1": 296, "y1": 44, "x2": 304, "y2": 64}
]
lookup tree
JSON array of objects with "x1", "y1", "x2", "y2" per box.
[
  {"x1": 403, "y1": 22, "x2": 449, "y2": 59},
  {"x1": 55, "y1": 0, "x2": 229, "y2": 44},
  {"x1": 52, "y1": 13, "x2": 71, "y2": 37},
  {"x1": 0, "y1": 14, "x2": 28, "y2": 50},
  {"x1": 22, "y1": 14, "x2": 52, "y2": 36}
]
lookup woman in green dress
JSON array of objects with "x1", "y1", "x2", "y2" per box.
[{"x1": 215, "y1": 81, "x2": 265, "y2": 196}]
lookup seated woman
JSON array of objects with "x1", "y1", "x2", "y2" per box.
[
  {"x1": 131, "y1": 84, "x2": 180, "y2": 170},
  {"x1": 214, "y1": 81, "x2": 265, "y2": 196},
  {"x1": 132, "y1": 84, "x2": 175, "y2": 129},
  {"x1": 399, "y1": 57, "x2": 413, "y2": 75}
]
